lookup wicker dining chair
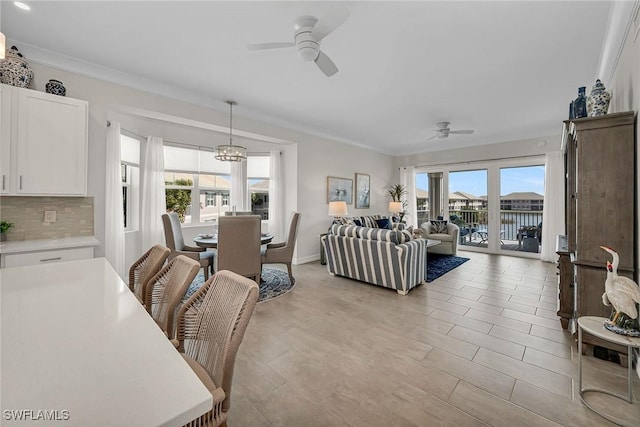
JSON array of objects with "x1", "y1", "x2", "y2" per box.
[
  {"x1": 143, "y1": 255, "x2": 200, "y2": 339},
  {"x1": 128, "y1": 244, "x2": 171, "y2": 303},
  {"x1": 177, "y1": 270, "x2": 259, "y2": 427}
]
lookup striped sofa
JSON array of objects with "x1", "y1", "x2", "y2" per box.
[{"x1": 321, "y1": 224, "x2": 427, "y2": 295}]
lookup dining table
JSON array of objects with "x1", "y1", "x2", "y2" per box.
[
  {"x1": 0, "y1": 257, "x2": 212, "y2": 426},
  {"x1": 193, "y1": 233, "x2": 274, "y2": 249}
]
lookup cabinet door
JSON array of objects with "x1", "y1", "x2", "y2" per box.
[
  {"x1": 0, "y1": 84, "x2": 12, "y2": 194},
  {"x1": 16, "y1": 89, "x2": 87, "y2": 195}
]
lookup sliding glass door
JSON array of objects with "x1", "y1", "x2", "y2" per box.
[
  {"x1": 499, "y1": 165, "x2": 545, "y2": 254},
  {"x1": 415, "y1": 158, "x2": 545, "y2": 256},
  {"x1": 449, "y1": 169, "x2": 489, "y2": 250}
]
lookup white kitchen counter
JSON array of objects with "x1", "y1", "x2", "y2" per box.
[
  {"x1": 0, "y1": 257, "x2": 213, "y2": 426},
  {"x1": 0, "y1": 235, "x2": 99, "y2": 254}
]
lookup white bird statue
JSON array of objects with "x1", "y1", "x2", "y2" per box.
[{"x1": 600, "y1": 246, "x2": 640, "y2": 324}]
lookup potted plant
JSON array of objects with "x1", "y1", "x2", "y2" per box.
[
  {"x1": 386, "y1": 184, "x2": 408, "y2": 222},
  {"x1": 1, "y1": 220, "x2": 14, "y2": 242}
]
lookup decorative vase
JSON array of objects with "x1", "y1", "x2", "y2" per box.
[
  {"x1": 0, "y1": 45, "x2": 33, "y2": 88},
  {"x1": 45, "y1": 79, "x2": 66, "y2": 96},
  {"x1": 587, "y1": 79, "x2": 611, "y2": 117},
  {"x1": 0, "y1": 232, "x2": 6, "y2": 242},
  {"x1": 572, "y1": 86, "x2": 588, "y2": 119}
]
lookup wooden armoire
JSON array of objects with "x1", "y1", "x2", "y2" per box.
[{"x1": 561, "y1": 111, "x2": 636, "y2": 357}]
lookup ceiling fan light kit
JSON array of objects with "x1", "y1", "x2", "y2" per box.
[{"x1": 247, "y1": 10, "x2": 349, "y2": 77}]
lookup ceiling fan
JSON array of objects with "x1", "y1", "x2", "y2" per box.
[
  {"x1": 426, "y1": 122, "x2": 474, "y2": 141},
  {"x1": 247, "y1": 10, "x2": 350, "y2": 77}
]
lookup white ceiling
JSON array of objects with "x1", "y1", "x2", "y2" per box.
[{"x1": 1, "y1": 1, "x2": 612, "y2": 155}]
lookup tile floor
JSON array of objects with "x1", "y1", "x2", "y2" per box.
[{"x1": 229, "y1": 251, "x2": 640, "y2": 426}]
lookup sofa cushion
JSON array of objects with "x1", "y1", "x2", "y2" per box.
[
  {"x1": 375, "y1": 218, "x2": 392, "y2": 229},
  {"x1": 430, "y1": 220, "x2": 449, "y2": 234}
]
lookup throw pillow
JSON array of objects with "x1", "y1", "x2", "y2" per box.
[
  {"x1": 400, "y1": 229, "x2": 413, "y2": 242},
  {"x1": 375, "y1": 218, "x2": 392, "y2": 230},
  {"x1": 430, "y1": 220, "x2": 449, "y2": 234},
  {"x1": 352, "y1": 218, "x2": 362, "y2": 226}
]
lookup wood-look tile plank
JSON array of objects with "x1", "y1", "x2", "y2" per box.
[
  {"x1": 473, "y1": 348, "x2": 573, "y2": 398},
  {"x1": 501, "y1": 308, "x2": 564, "y2": 330},
  {"x1": 448, "y1": 325, "x2": 525, "y2": 360},
  {"x1": 423, "y1": 348, "x2": 516, "y2": 400},
  {"x1": 490, "y1": 325, "x2": 571, "y2": 359},
  {"x1": 429, "y1": 309, "x2": 493, "y2": 334},
  {"x1": 465, "y1": 309, "x2": 532, "y2": 334},
  {"x1": 447, "y1": 381, "x2": 564, "y2": 427},
  {"x1": 447, "y1": 296, "x2": 505, "y2": 315},
  {"x1": 477, "y1": 295, "x2": 537, "y2": 314}
]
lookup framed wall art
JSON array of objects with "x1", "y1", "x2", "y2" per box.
[
  {"x1": 355, "y1": 173, "x2": 370, "y2": 209},
  {"x1": 327, "y1": 176, "x2": 353, "y2": 204}
]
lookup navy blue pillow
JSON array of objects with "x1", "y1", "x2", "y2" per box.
[
  {"x1": 352, "y1": 219, "x2": 362, "y2": 226},
  {"x1": 375, "y1": 218, "x2": 392, "y2": 230}
]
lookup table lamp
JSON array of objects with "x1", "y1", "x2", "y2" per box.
[
  {"x1": 328, "y1": 201, "x2": 348, "y2": 219},
  {"x1": 389, "y1": 201, "x2": 402, "y2": 223}
]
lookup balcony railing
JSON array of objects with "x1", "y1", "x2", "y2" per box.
[{"x1": 417, "y1": 209, "x2": 543, "y2": 244}]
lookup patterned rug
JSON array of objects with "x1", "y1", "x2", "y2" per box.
[
  {"x1": 183, "y1": 267, "x2": 295, "y2": 303},
  {"x1": 426, "y1": 254, "x2": 470, "y2": 282}
]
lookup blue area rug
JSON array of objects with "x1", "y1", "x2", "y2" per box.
[
  {"x1": 426, "y1": 254, "x2": 470, "y2": 282},
  {"x1": 183, "y1": 267, "x2": 294, "y2": 303}
]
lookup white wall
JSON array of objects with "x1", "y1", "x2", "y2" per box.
[
  {"x1": 25, "y1": 62, "x2": 393, "y2": 266},
  {"x1": 606, "y1": 5, "x2": 640, "y2": 273}
]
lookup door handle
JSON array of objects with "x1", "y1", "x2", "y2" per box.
[
  {"x1": 19, "y1": 175, "x2": 22, "y2": 190},
  {"x1": 40, "y1": 257, "x2": 62, "y2": 262}
]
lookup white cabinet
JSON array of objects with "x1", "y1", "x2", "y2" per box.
[
  {"x1": 2, "y1": 246, "x2": 93, "y2": 268},
  {"x1": 0, "y1": 83, "x2": 88, "y2": 196}
]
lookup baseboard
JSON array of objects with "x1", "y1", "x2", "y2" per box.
[{"x1": 294, "y1": 254, "x2": 321, "y2": 265}]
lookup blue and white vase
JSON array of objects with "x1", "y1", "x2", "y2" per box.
[
  {"x1": 0, "y1": 46, "x2": 33, "y2": 88},
  {"x1": 587, "y1": 79, "x2": 611, "y2": 117},
  {"x1": 45, "y1": 79, "x2": 66, "y2": 96},
  {"x1": 572, "y1": 86, "x2": 588, "y2": 119}
]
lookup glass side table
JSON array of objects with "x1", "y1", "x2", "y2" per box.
[{"x1": 578, "y1": 316, "x2": 640, "y2": 426}]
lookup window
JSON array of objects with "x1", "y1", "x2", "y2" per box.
[
  {"x1": 163, "y1": 145, "x2": 233, "y2": 224},
  {"x1": 120, "y1": 135, "x2": 140, "y2": 230},
  {"x1": 248, "y1": 156, "x2": 270, "y2": 219}
]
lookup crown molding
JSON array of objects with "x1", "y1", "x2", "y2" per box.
[{"x1": 596, "y1": 1, "x2": 640, "y2": 84}]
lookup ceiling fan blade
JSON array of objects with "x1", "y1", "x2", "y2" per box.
[
  {"x1": 425, "y1": 134, "x2": 439, "y2": 142},
  {"x1": 315, "y1": 50, "x2": 339, "y2": 77},
  {"x1": 312, "y1": 9, "x2": 350, "y2": 41},
  {"x1": 247, "y1": 42, "x2": 295, "y2": 51},
  {"x1": 449, "y1": 130, "x2": 474, "y2": 134}
]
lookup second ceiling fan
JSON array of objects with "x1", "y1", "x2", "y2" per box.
[
  {"x1": 426, "y1": 122, "x2": 474, "y2": 141},
  {"x1": 247, "y1": 10, "x2": 350, "y2": 77}
]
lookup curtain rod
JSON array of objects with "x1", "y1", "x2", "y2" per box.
[
  {"x1": 411, "y1": 153, "x2": 546, "y2": 169},
  {"x1": 108, "y1": 121, "x2": 279, "y2": 155}
]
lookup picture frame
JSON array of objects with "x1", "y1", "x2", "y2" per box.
[
  {"x1": 327, "y1": 176, "x2": 353, "y2": 204},
  {"x1": 355, "y1": 173, "x2": 370, "y2": 209}
]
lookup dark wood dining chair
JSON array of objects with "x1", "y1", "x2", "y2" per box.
[
  {"x1": 162, "y1": 212, "x2": 215, "y2": 280},
  {"x1": 217, "y1": 215, "x2": 262, "y2": 284}
]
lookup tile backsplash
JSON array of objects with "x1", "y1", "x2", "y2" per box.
[{"x1": 0, "y1": 196, "x2": 94, "y2": 241}]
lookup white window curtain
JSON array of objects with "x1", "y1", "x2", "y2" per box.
[
  {"x1": 401, "y1": 166, "x2": 417, "y2": 227},
  {"x1": 540, "y1": 151, "x2": 565, "y2": 262},
  {"x1": 268, "y1": 150, "x2": 284, "y2": 240},
  {"x1": 230, "y1": 161, "x2": 247, "y2": 210},
  {"x1": 104, "y1": 121, "x2": 126, "y2": 279},
  {"x1": 140, "y1": 136, "x2": 166, "y2": 250}
]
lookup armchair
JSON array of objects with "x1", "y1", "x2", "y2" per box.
[{"x1": 420, "y1": 221, "x2": 460, "y2": 256}]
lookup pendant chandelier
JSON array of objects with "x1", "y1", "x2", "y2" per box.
[{"x1": 215, "y1": 100, "x2": 246, "y2": 162}]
